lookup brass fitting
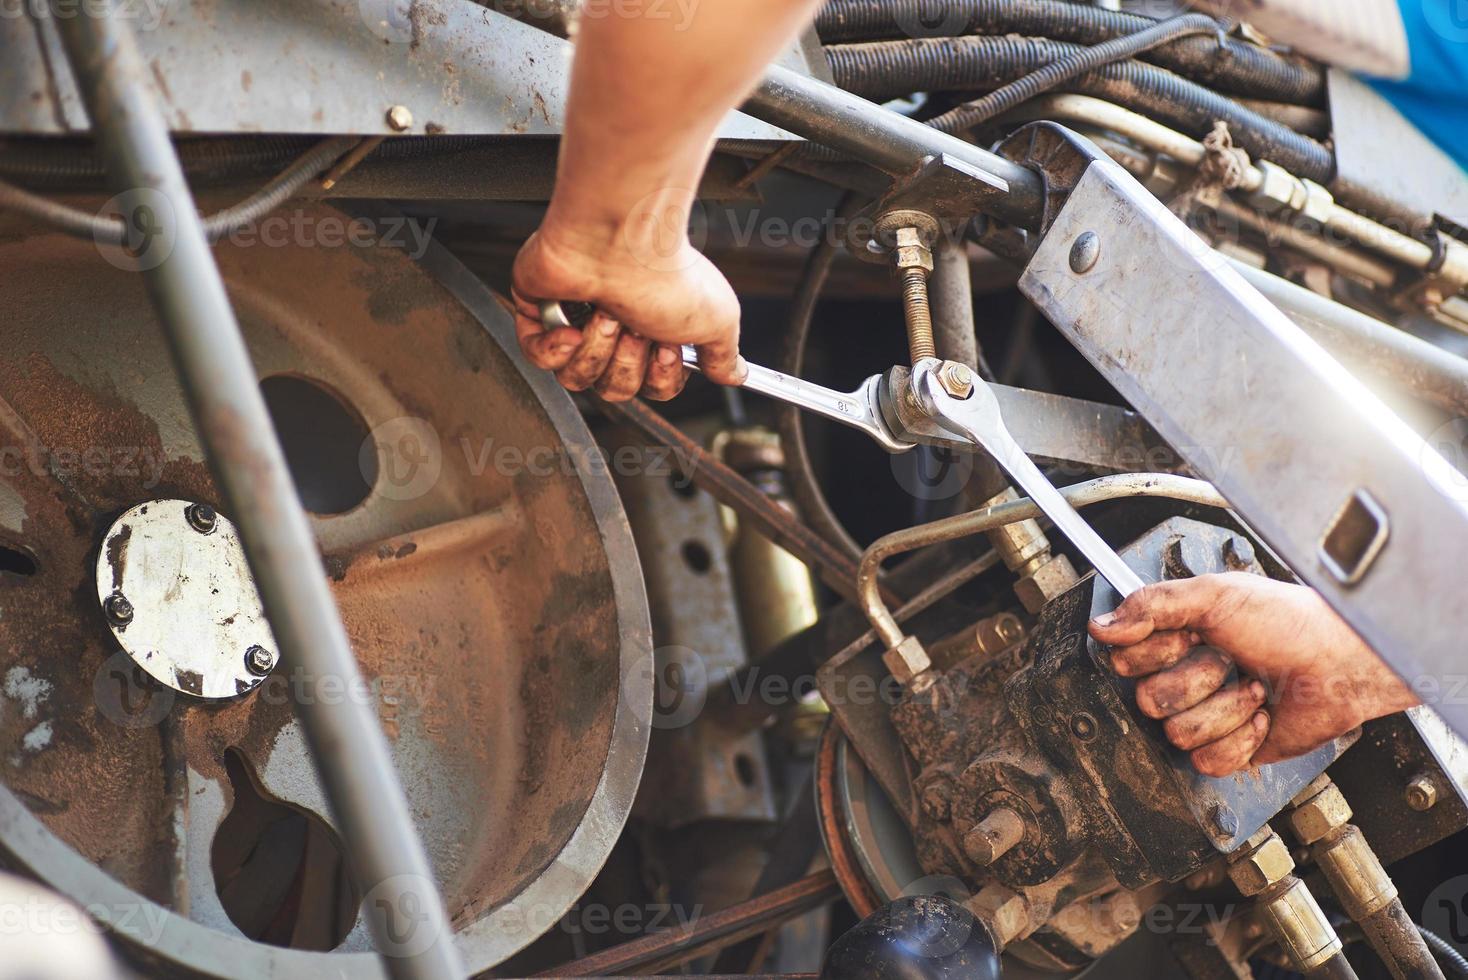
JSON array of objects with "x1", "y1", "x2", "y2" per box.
[
  {"x1": 1287, "y1": 778, "x2": 1352, "y2": 845},
  {"x1": 1227, "y1": 830, "x2": 1295, "y2": 897},
  {"x1": 1255, "y1": 877, "x2": 1344, "y2": 973},
  {"x1": 1405, "y1": 772, "x2": 1440, "y2": 811},
  {"x1": 962, "y1": 806, "x2": 1026, "y2": 866},
  {"x1": 882, "y1": 635, "x2": 933, "y2": 688},
  {"x1": 1314, "y1": 825, "x2": 1398, "y2": 921},
  {"x1": 928, "y1": 611, "x2": 1026, "y2": 671},
  {"x1": 1013, "y1": 555, "x2": 1080, "y2": 614}
]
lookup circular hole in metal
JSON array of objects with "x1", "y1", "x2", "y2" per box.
[
  {"x1": 211, "y1": 748, "x2": 359, "y2": 950},
  {"x1": 681, "y1": 540, "x2": 712, "y2": 574},
  {"x1": 259, "y1": 375, "x2": 376, "y2": 515},
  {"x1": 0, "y1": 541, "x2": 38, "y2": 577}
]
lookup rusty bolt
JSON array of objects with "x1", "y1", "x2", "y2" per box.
[
  {"x1": 1287, "y1": 781, "x2": 1351, "y2": 844},
  {"x1": 1069, "y1": 231, "x2": 1100, "y2": 273},
  {"x1": 1210, "y1": 802, "x2": 1239, "y2": 838},
  {"x1": 1405, "y1": 773, "x2": 1439, "y2": 811},
  {"x1": 103, "y1": 593, "x2": 134, "y2": 628},
  {"x1": 962, "y1": 806, "x2": 1026, "y2": 865},
  {"x1": 937, "y1": 361, "x2": 975, "y2": 400},
  {"x1": 245, "y1": 645, "x2": 277, "y2": 677},
  {"x1": 920, "y1": 779, "x2": 954, "y2": 822},
  {"x1": 1227, "y1": 832, "x2": 1294, "y2": 896},
  {"x1": 186, "y1": 502, "x2": 217, "y2": 535},
  {"x1": 385, "y1": 105, "x2": 414, "y2": 132},
  {"x1": 881, "y1": 635, "x2": 932, "y2": 687},
  {"x1": 1069, "y1": 712, "x2": 1097, "y2": 741},
  {"x1": 1223, "y1": 535, "x2": 1256, "y2": 571}
]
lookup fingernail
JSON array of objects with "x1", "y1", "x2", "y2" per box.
[
  {"x1": 1253, "y1": 711, "x2": 1269, "y2": 732},
  {"x1": 657, "y1": 346, "x2": 677, "y2": 366},
  {"x1": 1092, "y1": 612, "x2": 1118, "y2": 627},
  {"x1": 1109, "y1": 654, "x2": 1129, "y2": 676},
  {"x1": 599, "y1": 320, "x2": 619, "y2": 337},
  {"x1": 552, "y1": 343, "x2": 574, "y2": 355},
  {"x1": 1249, "y1": 680, "x2": 1266, "y2": 700}
]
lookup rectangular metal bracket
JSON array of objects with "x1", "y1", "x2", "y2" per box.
[{"x1": 1019, "y1": 159, "x2": 1468, "y2": 739}]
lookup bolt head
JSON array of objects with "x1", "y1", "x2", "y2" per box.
[
  {"x1": 245, "y1": 645, "x2": 277, "y2": 677},
  {"x1": 185, "y1": 503, "x2": 217, "y2": 535},
  {"x1": 1223, "y1": 535, "x2": 1257, "y2": 571},
  {"x1": 1069, "y1": 712, "x2": 1097, "y2": 741},
  {"x1": 385, "y1": 105, "x2": 414, "y2": 132},
  {"x1": 937, "y1": 361, "x2": 975, "y2": 400},
  {"x1": 104, "y1": 593, "x2": 134, "y2": 627},
  {"x1": 1210, "y1": 803, "x2": 1239, "y2": 838},
  {"x1": 881, "y1": 635, "x2": 932, "y2": 687},
  {"x1": 1405, "y1": 773, "x2": 1439, "y2": 811},
  {"x1": 1069, "y1": 231, "x2": 1100, "y2": 274}
]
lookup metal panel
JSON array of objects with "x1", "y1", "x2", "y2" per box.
[
  {"x1": 1019, "y1": 158, "x2": 1468, "y2": 740},
  {"x1": 2, "y1": 0, "x2": 802, "y2": 140}
]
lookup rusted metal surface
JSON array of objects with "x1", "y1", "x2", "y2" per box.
[
  {"x1": 0, "y1": 207, "x2": 651, "y2": 974},
  {"x1": 538, "y1": 870, "x2": 843, "y2": 977}
]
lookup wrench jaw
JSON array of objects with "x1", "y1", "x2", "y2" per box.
[{"x1": 911, "y1": 361, "x2": 1029, "y2": 474}]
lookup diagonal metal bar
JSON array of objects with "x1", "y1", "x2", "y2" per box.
[{"x1": 43, "y1": 4, "x2": 462, "y2": 977}]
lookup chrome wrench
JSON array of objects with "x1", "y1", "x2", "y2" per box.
[{"x1": 910, "y1": 359, "x2": 1146, "y2": 597}]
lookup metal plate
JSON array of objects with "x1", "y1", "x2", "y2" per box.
[
  {"x1": 1020, "y1": 157, "x2": 1468, "y2": 742},
  {"x1": 2, "y1": 0, "x2": 805, "y2": 140},
  {"x1": 96, "y1": 500, "x2": 276, "y2": 700}
]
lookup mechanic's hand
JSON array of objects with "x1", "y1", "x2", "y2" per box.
[
  {"x1": 1088, "y1": 573, "x2": 1419, "y2": 777},
  {"x1": 510, "y1": 212, "x2": 746, "y2": 402}
]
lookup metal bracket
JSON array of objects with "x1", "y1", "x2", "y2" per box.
[{"x1": 1014, "y1": 124, "x2": 1468, "y2": 740}]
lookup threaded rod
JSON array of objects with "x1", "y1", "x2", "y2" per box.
[{"x1": 901, "y1": 266, "x2": 936, "y2": 363}]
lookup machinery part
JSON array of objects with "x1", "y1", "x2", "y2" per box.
[
  {"x1": 909, "y1": 358, "x2": 1146, "y2": 597},
  {"x1": 1288, "y1": 776, "x2": 1445, "y2": 980},
  {"x1": 856, "y1": 474, "x2": 1225, "y2": 653},
  {"x1": 820, "y1": 895, "x2": 1002, "y2": 980},
  {"x1": 825, "y1": 37, "x2": 1334, "y2": 182},
  {"x1": 927, "y1": 611, "x2": 1026, "y2": 671},
  {"x1": 1009, "y1": 124, "x2": 1468, "y2": 742},
  {"x1": 813, "y1": 0, "x2": 1323, "y2": 104},
  {"x1": 96, "y1": 500, "x2": 277, "y2": 699},
  {"x1": 540, "y1": 871, "x2": 843, "y2": 977},
  {"x1": 45, "y1": 4, "x2": 458, "y2": 975},
  {"x1": 925, "y1": 13, "x2": 1223, "y2": 135},
  {"x1": 0, "y1": 207, "x2": 651, "y2": 975},
  {"x1": 1420, "y1": 928, "x2": 1468, "y2": 979},
  {"x1": 0, "y1": 138, "x2": 358, "y2": 247},
  {"x1": 1227, "y1": 828, "x2": 1354, "y2": 978}
]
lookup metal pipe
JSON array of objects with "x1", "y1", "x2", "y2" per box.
[
  {"x1": 744, "y1": 64, "x2": 1046, "y2": 229},
  {"x1": 1229, "y1": 261, "x2": 1468, "y2": 417},
  {"x1": 45, "y1": 5, "x2": 463, "y2": 978},
  {"x1": 858, "y1": 474, "x2": 1227, "y2": 648}
]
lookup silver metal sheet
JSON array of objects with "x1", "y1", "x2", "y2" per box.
[
  {"x1": 1020, "y1": 158, "x2": 1468, "y2": 739},
  {"x1": 2, "y1": 0, "x2": 801, "y2": 140}
]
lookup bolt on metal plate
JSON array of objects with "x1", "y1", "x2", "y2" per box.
[{"x1": 95, "y1": 499, "x2": 278, "y2": 699}]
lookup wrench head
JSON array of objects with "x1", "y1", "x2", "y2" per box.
[{"x1": 912, "y1": 358, "x2": 1004, "y2": 450}]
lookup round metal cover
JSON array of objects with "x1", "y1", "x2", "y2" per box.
[{"x1": 96, "y1": 500, "x2": 276, "y2": 699}]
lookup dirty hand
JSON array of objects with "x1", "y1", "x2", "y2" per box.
[
  {"x1": 511, "y1": 208, "x2": 745, "y2": 402},
  {"x1": 1087, "y1": 573, "x2": 1419, "y2": 777}
]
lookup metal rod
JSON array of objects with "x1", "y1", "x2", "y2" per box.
[
  {"x1": 538, "y1": 870, "x2": 842, "y2": 977},
  {"x1": 858, "y1": 474, "x2": 1227, "y2": 647},
  {"x1": 744, "y1": 64, "x2": 1046, "y2": 230},
  {"x1": 46, "y1": 5, "x2": 462, "y2": 978}
]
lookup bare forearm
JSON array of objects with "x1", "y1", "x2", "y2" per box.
[{"x1": 547, "y1": 0, "x2": 821, "y2": 241}]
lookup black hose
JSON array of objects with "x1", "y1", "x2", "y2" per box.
[
  {"x1": 924, "y1": 13, "x2": 1223, "y2": 134},
  {"x1": 1421, "y1": 926, "x2": 1468, "y2": 979},
  {"x1": 0, "y1": 136, "x2": 357, "y2": 244},
  {"x1": 826, "y1": 36, "x2": 1335, "y2": 183},
  {"x1": 815, "y1": 0, "x2": 1324, "y2": 105}
]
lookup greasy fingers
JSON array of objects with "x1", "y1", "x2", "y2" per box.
[
  {"x1": 1089, "y1": 576, "x2": 1235, "y2": 646},
  {"x1": 1192, "y1": 712, "x2": 1270, "y2": 777},
  {"x1": 513, "y1": 311, "x2": 583, "y2": 372},
  {"x1": 595, "y1": 332, "x2": 652, "y2": 402},
  {"x1": 557, "y1": 314, "x2": 621, "y2": 391},
  {"x1": 1109, "y1": 630, "x2": 1198, "y2": 678},
  {"x1": 1163, "y1": 680, "x2": 1269, "y2": 751},
  {"x1": 641, "y1": 344, "x2": 688, "y2": 401},
  {"x1": 1134, "y1": 648, "x2": 1233, "y2": 718}
]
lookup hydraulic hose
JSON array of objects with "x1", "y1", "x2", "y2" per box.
[
  {"x1": 826, "y1": 35, "x2": 1335, "y2": 182},
  {"x1": 1421, "y1": 926, "x2": 1468, "y2": 979},
  {"x1": 815, "y1": 0, "x2": 1324, "y2": 105}
]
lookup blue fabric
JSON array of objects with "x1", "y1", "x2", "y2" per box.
[{"x1": 1365, "y1": 2, "x2": 1468, "y2": 172}]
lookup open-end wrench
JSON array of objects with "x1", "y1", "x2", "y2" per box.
[
  {"x1": 910, "y1": 359, "x2": 1146, "y2": 597},
  {"x1": 538, "y1": 302, "x2": 1141, "y2": 595}
]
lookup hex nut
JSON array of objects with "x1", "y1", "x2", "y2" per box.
[
  {"x1": 1287, "y1": 783, "x2": 1352, "y2": 844},
  {"x1": 881, "y1": 635, "x2": 932, "y2": 687},
  {"x1": 1223, "y1": 535, "x2": 1257, "y2": 571},
  {"x1": 938, "y1": 361, "x2": 975, "y2": 399},
  {"x1": 1014, "y1": 554, "x2": 1080, "y2": 614},
  {"x1": 893, "y1": 226, "x2": 935, "y2": 273},
  {"x1": 967, "y1": 883, "x2": 1029, "y2": 948},
  {"x1": 1228, "y1": 834, "x2": 1295, "y2": 896},
  {"x1": 1300, "y1": 180, "x2": 1335, "y2": 224},
  {"x1": 1405, "y1": 773, "x2": 1439, "y2": 811},
  {"x1": 1251, "y1": 161, "x2": 1301, "y2": 213}
]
